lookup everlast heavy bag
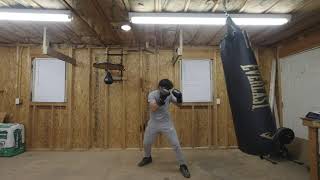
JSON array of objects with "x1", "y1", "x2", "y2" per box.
[{"x1": 219, "y1": 17, "x2": 277, "y2": 155}]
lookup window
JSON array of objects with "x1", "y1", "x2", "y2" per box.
[
  {"x1": 181, "y1": 59, "x2": 213, "y2": 102},
  {"x1": 32, "y1": 58, "x2": 66, "y2": 102}
]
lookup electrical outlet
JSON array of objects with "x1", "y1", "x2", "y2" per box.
[
  {"x1": 15, "y1": 98, "x2": 22, "y2": 105},
  {"x1": 176, "y1": 47, "x2": 182, "y2": 56},
  {"x1": 216, "y1": 98, "x2": 221, "y2": 105}
]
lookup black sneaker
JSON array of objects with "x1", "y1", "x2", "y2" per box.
[
  {"x1": 179, "y1": 164, "x2": 191, "y2": 178},
  {"x1": 138, "y1": 157, "x2": 152, "y2": 167}
]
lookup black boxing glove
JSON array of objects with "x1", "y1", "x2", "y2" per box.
[
  {"x1": 157, "y1": 87, "x2": 170, "y2": 106},
  {"x1": 172, "y1": 89, "x2": 182, "y2": 103}
]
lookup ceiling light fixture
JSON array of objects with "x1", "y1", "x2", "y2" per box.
[
  {"x1": 129, "y1": 13, "x2": 291, "y2": 26},
  {"x1": 0, "y1": 9, "x2": 72, "y2": 22},
  {"x1": 121, "y1": 24, "x2": 131, "y2": 31}
]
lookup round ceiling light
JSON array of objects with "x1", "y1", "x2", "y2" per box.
[{"x1": 121, "y1": 24, "x2": 131, "y2": 31}]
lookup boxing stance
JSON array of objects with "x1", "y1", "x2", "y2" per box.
[{"x1": 138, "y1": 79, "x2": 191, "y2": 178}]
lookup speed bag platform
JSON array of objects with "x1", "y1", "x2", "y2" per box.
[{"x1": 219, "y1": 17, "x2": 277, "y2": 155}]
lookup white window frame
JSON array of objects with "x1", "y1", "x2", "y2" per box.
[
  {"x1": 31, "y1": 58, "x2": 67, "y2": 103},
  {"x1": 180, "y1": 59, "x2": 213, "y2": 103}
]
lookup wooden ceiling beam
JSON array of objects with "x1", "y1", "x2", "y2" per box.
[
  {"x1": 189, "y1": 30, "x2": 201, "y2": 45},
  {"x1": 239, "y1": 0, "x2": 248, "y2": 12},
  {"x1": 172, "y1": 26, "x2": 179, "y2": 48},
  {"x1": 0, "y1": 22, "x2": 40, "y2": 44},
  {"x1": 61, "y1": 24, "x2": 84, "y2": 44},
  {"x1": 254, "y1": 0, "x2": 320, "y2": 45},
  {"x1": 0, "y1": 33, "x2": 13, "y2": 43},
  {"x1": 59, "y1": 0, "x2": 105, "y2": 45},
  {"x1": 212, "y1": 0, "x2": 247, "y2": 13},
  {"x1": 91, "y1": 0, "x2": 123, "y2": 39},
  {"x1": 184, "y1": 0, "x2": 191, "y2": 12},
  {"x1": 121, "y1": 0, "x2": 130, "y2": 11},
  {"x1": 206, "y1": 26, "x2": 225, "y2": 46},
  {"x1": 155, "y1": 0, "x2": 162, "y2": 12},
  {"x1": 212, "y1": 0, "x2": 221, "y2": 12},
  {"x1": 264, "y1": 0, "x2": 283, "y2": 13},
  {"x1": 162, "y1": 0, "x2": 169, "y2": 10},
  {"x1": 60, "y1": 0, "x2": 120, "y2": 46},
  {"x1": 0, "y1": 0, "x2": 17, "y2": 6},
  {"x1": 46, "y1": 24, "x2": 81, "y2": 44},
  {"x1": 239, "y1": 0, "x2": 281, "y2": 13},
  {"x1": 278, "y1": 25, "x2": 320, "y2": 58},
  {"x1": 29, "y1": 0, "x2": 43, "y2": 7},
  {"x1": 155, "y1": 25, "x2": 162, "y2": 47},
  {"x1": 24, "y1": 0, "x2": 66, "y2": 8}
]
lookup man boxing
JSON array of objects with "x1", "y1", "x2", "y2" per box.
[{"x1": 138, "y1": 79, "x2": 191, "y2": 178}]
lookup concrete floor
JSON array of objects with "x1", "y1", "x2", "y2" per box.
[{"x1": 0, "y1": 149, "x2": 308, "y2": 180}]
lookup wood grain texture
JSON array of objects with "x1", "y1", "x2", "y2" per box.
[
  {"x1": 239, "y1": 0, "x2": 281, "y2": 13},
  {"x1": 61, "y1": 0, "x2": 119, "y2": 45},
  {"x1": 125, "y1": 52, "x2": 141, "y2": 148},
  {"x1": 71, "y1": 48, "x2": 91, "y2": 149},
  {"x1": 258, "y1": 48, "x2": 275, "y2": 93},
  {"x1": 51, "y1": 106, "x2": 68, "y2": 149},
  {"x1": 66, "y1": 47, "x2": 74, "y2": 149},
  {"x1": 108, "y1": 54, "x2": 125, "y2": 148},
  {"x1": 0, "y1": 0, "x2": 318, "y2": 47},
  {"x1": 194, "y1": 106, "x2": 209, "y2": 147},
  {"x1": 31, "y1": 106, "x2": 50, "y2": 148},
  {"x1": 215, "y1": 50, "x2": 229, "y2": 147},
  {"x1": 0, "y1": 45, "x2": 275, "y2": 150},
  {"x1": 213, "y1": 0, "x2": 247, "y2": 12},
  {"x1": 0, "y1": 47, "x2": 16, "y2": 118},
  {"x1": 20, "y1": 46, "x2": 32, "y2": 148},
  {"x1": 278, "y1": 26, "x2": 320, "y2": 58},
  {"x1": 252, "y1": 0, "x2": 319, "y2": 45},
  {"x1": 92, "y1": 49, "x2": 109, "y2": 148}
]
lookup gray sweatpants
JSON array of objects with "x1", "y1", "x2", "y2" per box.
[{"x1": 143, "y1": 120, "x2": 186, "y2": 165}]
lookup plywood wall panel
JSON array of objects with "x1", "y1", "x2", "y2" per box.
[
  {"x1": 141, "y1": 52, "x2": 158, "y2": 147},
  {"x1": 258, "y1": 48, "x2": 275, "y2": 93},
  {"x1": 91, "y1": 49, "x2": 106, "y2": 148},
  {"x1": 194, "y1": 106, "x2": 209, "y2": 147},
  {"x1": 51, "y1": 107, "x2": 68, "y2": 149},
  {"x1": 108, "y1": 55, "x2": 125, "y2": 148},
  {"x1": 158, "y1": 50, "x2": 174, "y2": 147},
  {"x1": 125, "y1": 52, "x2": 142, "y2": 148},
  {"x1": 0, "y1": 47, "x2": 16, "y2": 118},
  {"x1": 227, "y1": 106, "x2": 237, "y2": 146},
  {"x1": 19, "y1": 47, "x2": 31, "y2": 148},
  {"x1": 71, "y1": 48, "x2": 91, "y2": 149},
  {"x1": 31, "y1": 106, "x2": 51, "y2": 149},
  {"x1": 0, "y1": 45, "x2": 275, "y2": 150},
  {"x1": 175, "y1": 106, "x2": 193, "y2": 147},
  {"x1": 215, "y1": 50, "x2": 229, "y2": 147}
]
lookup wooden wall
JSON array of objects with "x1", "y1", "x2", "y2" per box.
[{"x1": 0, "y1": 45, "x2": 274, "y2": 150}]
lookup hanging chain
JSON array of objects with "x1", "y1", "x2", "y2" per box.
[{"x1": 223, "y1": 0, "x2": 230, "y2": 17}]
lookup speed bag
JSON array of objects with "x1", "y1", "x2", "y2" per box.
[{"x1": 219, "y1": 17, "x2": 277, "y2": 155}]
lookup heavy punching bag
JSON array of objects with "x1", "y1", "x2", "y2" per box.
[{"x1": 219, "y1": 17, "x2": 277, "y2": 155}]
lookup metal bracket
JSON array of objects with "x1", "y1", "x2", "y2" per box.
[
  {"x1": 172, "y1": 28, "x2": 183, "y2": 65},
  {"x1": 42, "y1": 27, "x2": 76, "y2": 65}
]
